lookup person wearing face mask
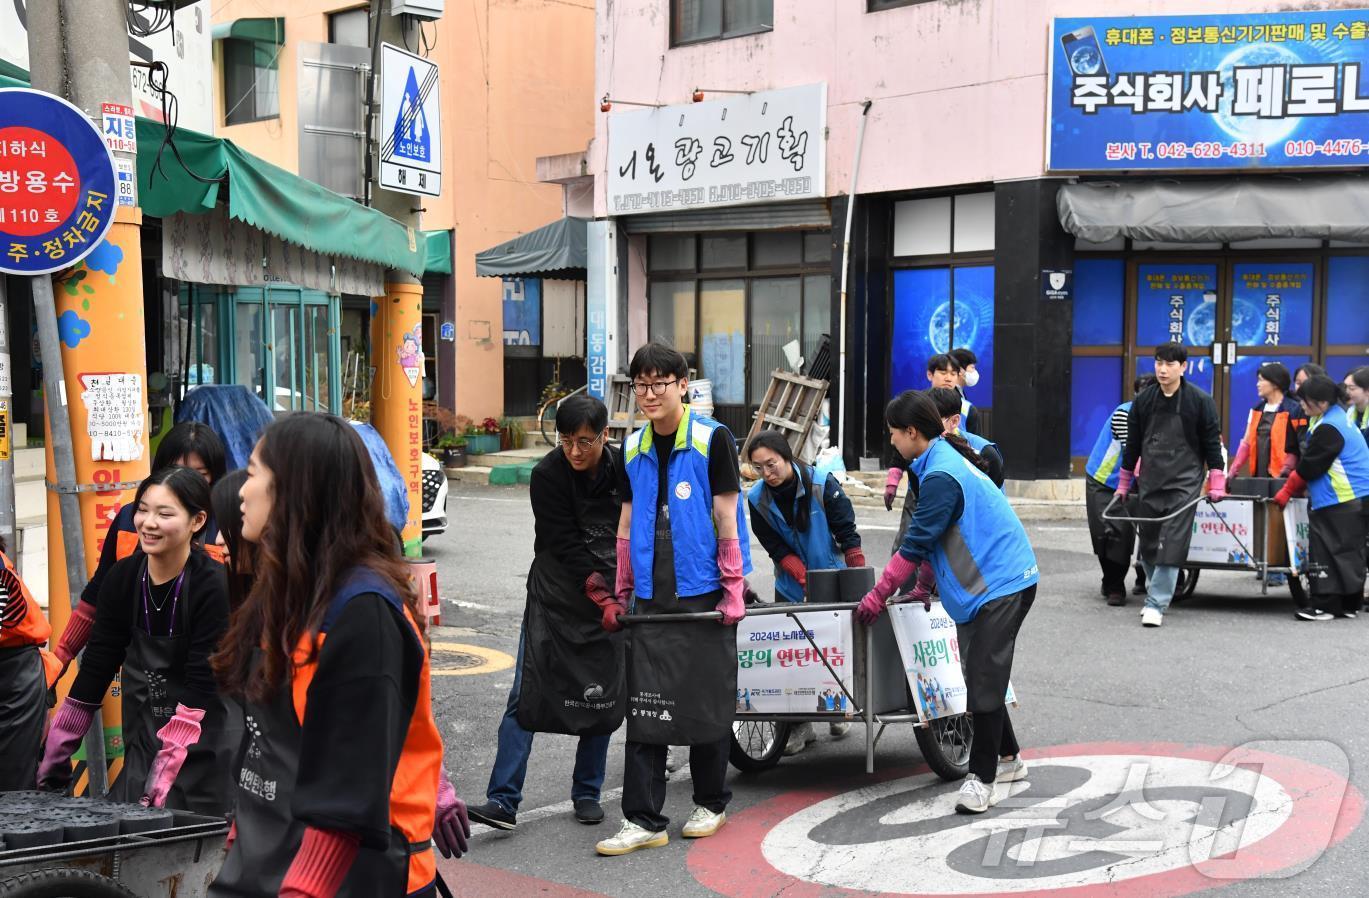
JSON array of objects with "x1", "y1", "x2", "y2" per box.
[
  {"x1": 1228, "y1": 363, "x2": 1304, "y2": 480},
  {"x1": 38, "y1": 466, "x2": 239, "y2": 814},
  {"x1": 1083, "y1": 376, "x2": 1155, "y2": 607},
  {"x1": 1343, "y1": 367, "x2": 1369, "y2": 442},
  {"x1": 1115, "y1": 344, "x2": 1225, "y2": 628},
  {"x1": 949, "y1": 348, "x2": 983, "y2": 437},
  {"x1": 1273, "y1": 375, "x2": 1369, "y2": 621},
  {"x1": 745, "y1": 430, "x2": 862, "y2": 756},
  {"x1": 856, "y1": 391, "x2": 1038, "y2": 815}
]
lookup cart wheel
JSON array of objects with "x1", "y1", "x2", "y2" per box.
[
  {"x1": 729, "y1": 720, "x2": 791, "y2": 772},
  {"x1": 915, "y1": 713, "x2": 973, "y2": 782},
  {"x1": 0, "y1": 869, "x2": 138, "y2": 897},
  {"x1": 1171, "y1": 568, "x2": 1200, "y2": 602}
]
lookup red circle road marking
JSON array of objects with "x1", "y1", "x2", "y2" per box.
[{"x1": 687, "y1": 741, "x2": 1363, "y2": 898}]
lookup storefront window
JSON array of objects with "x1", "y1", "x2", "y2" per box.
[
  {"x1": 648, "y1": 280, "x2": 697, "y2": 354},
  {"x1": 700, "y1": 279, "x2": 746, "y2": 405},
  {"x1": 181, "y1": 297, "x2": 220, "y2": 385},
  {"x1": 749, "y1": 277, "x2": 801, "y2": 401},
  {"x1": 701, "y1": 235, "x2": 745, "y2": 270},
  {"x1": 235, "y1": 301, "x2": 266, "y2": 399}
]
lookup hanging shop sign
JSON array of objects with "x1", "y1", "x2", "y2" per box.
[
  {"x1": 0, "y1": 88, "x2": 117, "y2": 276},
  {"x1": 607, "y1": 83, "x2": 826, "y2": 215},
  {"x1": 379, "y1": 42, "x2": 442, "y2": 197},
  {"x1": 1049, "y1": 11, "x2": 1369, "y2": 171}
]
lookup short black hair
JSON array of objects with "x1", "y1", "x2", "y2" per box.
[
  {"x1": 949, "y1": 348, "x2": 977, "y2": 369},
  {"x1": 629, "y1": 341, "x2": 688, "y2": 380},
  {"x1": 1257, "y1": 362, "x2": 1292, "y2": 394},
  {"x1": 1133, "y1": 374, "x2": 1157, "y2": 393},
  {"x1": 152, "y1": 422, "x2": 227, "y2": 484},
  {"x1": 555, "y1": 393, "x2": 608, "y2": 435},
  {"x1": 1154, "y1": 343, "x2": 1188, "y2": 364},
  {"x1": 1296, "y1": 362, "x2": 1327, "y2": 381},
  {"x1": 928, "y1": 386, "x2": 963, "y2": 419},
  {"x1": 746, "y1": 430, "x2": 794, "y2": 465},
  {"x1": 926, "y1": 353, "x2": 961, "y2": 374}
]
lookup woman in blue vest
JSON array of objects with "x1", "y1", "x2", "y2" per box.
[
  {"x1": 1273, "y1": 375, "x2": 1369, "y2": 621},
  {"x1": 1083, "y1": 376, "x2": 1154, "y2": 606},
  {"x1": 1344, "y1": 367, "x2": 1369, "y2": 441},
  {"x1": 857, "y1": 391, "x2": 1038, "y2": 815}
]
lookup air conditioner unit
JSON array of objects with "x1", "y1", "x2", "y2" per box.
[{"x1": 391, "y1": 0, "x2": 444, "y2": 20}]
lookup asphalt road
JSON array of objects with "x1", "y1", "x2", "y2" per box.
[{"x1": 424, "y1": 480, "x2": 1368, "y2": 898}]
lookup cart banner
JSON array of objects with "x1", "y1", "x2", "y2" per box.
[
  {"x1": 735, "y1": 610, "x2": 853, "y2": 716},
  {"x1": 1049, "y1": 11, "x2": 1369, "y2": 171},
  {"x1": 1189, "y1": 499, "x2": 1255, "y2": 565},
  {"x1": 889, "y1": 602, "x2": 1016, "y2": 725},
  {"x1": 1284, "y1": 498, "x2": 1311, "y2": 574}
]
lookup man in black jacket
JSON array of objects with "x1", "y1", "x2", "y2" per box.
[
  {"x1": 1114, "y1": 343, "x2": 1226, "y2": 628},
  {"x1": 467, "y1": 394, "x2": 623, "y2": 832}
]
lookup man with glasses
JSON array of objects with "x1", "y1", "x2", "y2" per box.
[
  {"x1": 468, "y1": 394, "x2": 624, "y2": 833},
  {"x1": 596, "y1": 341, "x2": 752, "y2": 856}
]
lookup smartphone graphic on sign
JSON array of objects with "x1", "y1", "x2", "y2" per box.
[{"x1": 1060, "y1": 25, "x2": 1108, "y2": 77}]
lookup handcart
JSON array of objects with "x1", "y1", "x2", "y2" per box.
[
  {"x1": 1103, "y1": 487, "x2": 1313, "y2": 603},
  {"x1": 0, "y1": 793, "x2": 227, "y2": 897},
  {"x1": 623, "y1": 602, "x2": 974, "y2": 783}
]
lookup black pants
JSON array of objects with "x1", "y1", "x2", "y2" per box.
[
  {"x1": 0, "y1": 645, "x2": 47, "y2": 791},
  {"x1": 959, "y1": 586, "x2": 1035, "y2": 783},
  {"x1": 1098, "y1": 557, "x2": 1130, "y2": 596},
  {"x1": 621, "y1": 738, "x2": 731, "y2": 832}
]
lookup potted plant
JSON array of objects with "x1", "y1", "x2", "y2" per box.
[
  {"x1": 435, "y1": 432, "x2": 467, "y2": 468},
  {"x1": 499, "y1": 416, "x2": 526, "y2": 451},
  {"x1": 466, "y1": 417, "x2": 502, "y2": 455}
]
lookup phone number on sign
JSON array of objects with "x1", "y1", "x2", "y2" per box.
[
  {"x1": 1284, "y1": 139, "x2": 1369, "y2": 158},
  {"x1": 1105, "y1": 141, "x2": 1268, "y2": 162}
]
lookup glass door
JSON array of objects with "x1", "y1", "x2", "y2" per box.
[
  {"x1": 1130, "y1": 259, "x2": 1222, "y2": 416},
  {"x1": 1219, "y1": 260, "x2": 1315, "y2": 433}
]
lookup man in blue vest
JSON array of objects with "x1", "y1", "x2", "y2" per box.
[
  {"x1": 596, "y1": 342, "x2": 751, "y2": 857},
  {"x1": 1084, "y1": 375, "x2": 1154, "y2": 606}
]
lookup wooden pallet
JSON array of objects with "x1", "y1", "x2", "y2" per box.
[
  {"x1": 741, "y1": 369, "x2": 830, "y2": 464},
  {"x1": 605, "y1": 374, "x2": 640, "y2": 445}
]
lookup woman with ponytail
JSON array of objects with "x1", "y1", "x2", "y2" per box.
[{"x1": 856, "y1": 390, "x2": 1038, "y2": 815}]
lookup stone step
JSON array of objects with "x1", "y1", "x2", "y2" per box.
[{"x1": 467, "y1": 446, "x2": 550, "y2": 468}]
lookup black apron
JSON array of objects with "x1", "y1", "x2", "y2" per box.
[
  {"x1": 1136, "y1": 396, "x2": 1204, "y2": 567},
  {"x1": 1254, "y1": 409, "x2": 1276, "y2": 478},
  {"x1": 1084, "y1": 477, "x2": 1136, "y2": 566},
  {"x1": 1308, "y1": 498, "x2": 1367, "y2": 598},
  {"x1": 111, "y1": 564, "x2": 242, "y2": 816},
  {"x1": 0, "y1": 644, "x2": 46, "y2": 791}
]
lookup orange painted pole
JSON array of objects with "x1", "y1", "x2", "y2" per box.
[{"x1": 371, "y1": 281, "x2": 424, "y2": 557}]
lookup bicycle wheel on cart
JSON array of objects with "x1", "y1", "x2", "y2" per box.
[
  {"x1": 915, "y1": 713, "x2": 973, "y2": 782},
  {"x1": 729, "y1": 720, "x2": 791, "y2": 772}
]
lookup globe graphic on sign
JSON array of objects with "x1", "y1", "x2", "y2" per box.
[
  {"x1": 1070, "y1": 45, "x2": 1104, "y2": 75},
  {"x1": 1229, "y1": 298, "x2": 1266, "y2": 345},
  {"x1": 1216, "y1": 43, "x2": 1303, "y2": 144},
  {"x1": 927, "y1": 287, "x2": 990, "y2": 355},
  {"x1": 1185, "y1": 297, "x2": 1217, "y2": 345}
]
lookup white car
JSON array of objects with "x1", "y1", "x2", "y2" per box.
[{"x1": 421, "y1": 452, "x2": 449, "y2": 539}]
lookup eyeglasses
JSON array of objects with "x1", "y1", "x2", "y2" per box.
[
  {"x1": 631, "y1": 379, "x2": 680, "y2": 396},
  {"x1": 756, "y1": 460, "x2": 786, "y2": 474},
  {"x1": 559, "y1": 433, "x2": 604, "y2": 453}
]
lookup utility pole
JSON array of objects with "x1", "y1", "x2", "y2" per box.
[
  {"x1": 0, "y1": 278, "x2": 15, "y2": 559},
  {"x1": 367, "y1": 0, "x2": 425, "y2": 558},
  {"x1": 26, "y1": 0, "x2": 153, "y2": 795}
]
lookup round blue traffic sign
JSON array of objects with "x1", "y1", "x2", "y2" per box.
[{"x1": 0, "y1": 88, "x2": 118, "y2": 276}]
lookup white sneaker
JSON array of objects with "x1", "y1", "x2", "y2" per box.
[
  {"x1": 783, "y1": 722, "x2": 817, "y2": 756},
  {"x1": 996, "y1": 756, "x2": 1028, "y2": 783},
  {"x1": 595, "y1": 819, "x2": 668, "y2": 856},
  {"x1": 681, "y1": 806, "x2": 726, "y2": 838},
  {"x1": 828, "y1": 722, "x2": 852, "y2": 740},
  {"x1": 955, "y1": 774, "x2": 997, "y2": 814},
  {"x1": 1141, "y1": 607, "x2": 1163, "y2": 627}
]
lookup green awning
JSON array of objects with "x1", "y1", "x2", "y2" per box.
[
  {"x1": 136, "y1": 118, "x2": 424, "y2": 276},
  {"x1": 423, "y1": 230, "x2": 452, "y2": 275},
  {"x1": 474, "y1": 217, "x2": 588, "y2": 279},
  {"x1": 211, "y1": 17, "x2": 285, "y2": 45}
]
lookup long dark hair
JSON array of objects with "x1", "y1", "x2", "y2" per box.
[
  {"x1": 748, "y1": 430, "x2": 815, "y2": 532},
  {"x1": 153, "y1": 422, "x2": 228, "y2": 484},
  {"x1": 1298, "y1": 374, "x2": 1348, "y2": 408},
  {"x1": 1348, "y1": 366, "x2": 1369, "y2": 394},
  {"x1": 133, "y1": 466, "x2": 212, "y2": 545},
  {"x1": 211, "y1": 469, "x2": 251, "y2": 609},
  {"x1": 212, "y1": 414, "x2": 421, "y2": 703},
  {"x1": 885, "y1": 390, "x2": 989, "y2": 474}
]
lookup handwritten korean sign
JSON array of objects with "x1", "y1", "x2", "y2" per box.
[
  {"x1": 1050, "y1": 12, "x2": 1369, "y2": 170},
  {"x1": 607, "y1": 83, "x2": 825, "y2": 215},
  {"x1": 80, "y1": 373, "x2": 144, "y2": 462},
  {"x1": 0, "y1": 89, "x2": 117, "y2": 276}
]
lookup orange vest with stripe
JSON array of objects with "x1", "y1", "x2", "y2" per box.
[
  {"x1": 0, "y1": 551, "x2": 61, "y2": 685},
  {"x1": 115, "y1": 529, "x2": 226, "y2": 564},
  {"x1": 290, "y1": 585, "x2": 442, "y2": 895},
  {"x1": 1239, "y1": 406, "x2": 1304, "y2": 477}
]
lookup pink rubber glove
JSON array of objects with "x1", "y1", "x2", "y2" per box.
[
  {"x1": 856, "y1": 554, "x2": 919, "y2": 624},
  {"x1": 54, "y1": 600, "x2": 97, "y2": 670},
  {"x1": 140, "y1": 704, "x2": 205, "y2": 807},
  {"x1": 614, "y1": 537, "x2": 634, "y2": 608},
  {"x1": 37, "y1": 697, "x2": 99, "y2": 790},
  {"x1": 909, "y1": 560, "x2": 936, "y2": 610},
  {"x1": 1273, "y1": 471, "x2": 1307, "y2": 509},
  {"x1": 778, "y1": 554, "x2": 807, "y2": 586},
  {"x1": 434, "y1": 771, "x2": 471, "y2": 859},
  {"x1": 1227, "y1": 439, "x2": 1250, "y2": 476},
  {"x1": 585, "y1": 572, "x2": 627, "y2": 633},
  {"x1": 1113, "y1": 466, "x2": 1135, "y2": 501},
  {"x1": 279, "y1": 827, "x2": 360, "y2": 898},
  {"x1": 1207, "y1": 469, "x2": 1227, "y2": 502},
  {"x1": 844, "y1": 547, "x2": 866, "y2": 569},
  {"x1": 883, "y1": 467, "x2": 903, "y2": 511},
  {"x1": 716, "y1": 538, "x2": 746, "y2": 625},
  {"x1": 1278, "y1": 452, "x2": 1297, "y2": 477}
]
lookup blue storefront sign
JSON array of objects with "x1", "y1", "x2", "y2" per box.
[
  {"x1": 0, "y1": 89, "x2": 117, "y2": 276},
  {"x1": 1049, "y1": 11, "x2": 1369, "y2": 171},
  {"x1": 501, "y1": 277, "x2": 541, "y2": 346},
  {"x1": 889, "y1": 266, "x2": 994, "y2": 409}
]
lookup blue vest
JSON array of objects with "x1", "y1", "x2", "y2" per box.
[
  {"x1": 747, "y1": 464, "x2": 844, "y2": 603},
  {"x1": 1350, "y1": 405, "x2": 1369, "y2": 433},
  {"x1": 623, "y1": 408, "x2": 752, "y2": 599},
  {"x1": 909, "y1": 438, "x2": 1039, "y2": 624},
  {"x1": 958, "y1": 430, "x2": 1005, "y2": 493},
  {"x1": 1085, "y1": 402, "x2": 1131, "y2": 490},
  {"x1": 1305, "y1": 405, "x2": 1369, "y2": 510}
]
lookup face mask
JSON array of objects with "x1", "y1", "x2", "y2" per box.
[{"x1": 964, "y1": 368, "x2": 980, "y2": 388}]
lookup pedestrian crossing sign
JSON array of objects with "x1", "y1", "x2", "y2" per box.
[{"x1": 380, "y1": 43, "x2": 442, "y2": 197}]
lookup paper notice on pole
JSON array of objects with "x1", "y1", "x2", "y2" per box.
[
  {"x1": 80, "y1": 373, "x2": 143, "y2": 462},
  {"x1": 0, "y1": 399, "x2": 11, "y2": 461},
  {"x1": 0, "y1": 352, "x2": 11, "y2": 396},
  {"x1": 735, "y1": 610, "x2": 854, "y2": 715}
]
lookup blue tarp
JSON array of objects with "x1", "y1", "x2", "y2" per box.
[
  {"x1": 349, "y1": 422, "x2": 409, "y2": 535},
  {"x1": 176, "y1": 385, "x2": 274, "y2": 471}
]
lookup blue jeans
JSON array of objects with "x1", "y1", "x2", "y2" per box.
[
  {"x1": 1141, "y1": 562, "x2": 1179, "y2": 613},
  {"x1": 485, "y1": 634, "x2": 611, "y2": 814}
]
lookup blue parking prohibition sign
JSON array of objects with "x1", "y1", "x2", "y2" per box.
[{"x1": 0, "y1": 88, "x2": 118, "y2": 276}]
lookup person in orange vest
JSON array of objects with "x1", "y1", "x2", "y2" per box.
[
  {"x1": 0, "y1": 540, "x2": 61, "y2": 790},
  {"x1": 1227, "y1": 362, "x2": 1304, "y2": 480},
  {"x1": 52, "y1": 422, "x2": 228, "y2": 676},
  {"x1": 208, "y1": 414, "x2": 468, "y2": 898}
]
